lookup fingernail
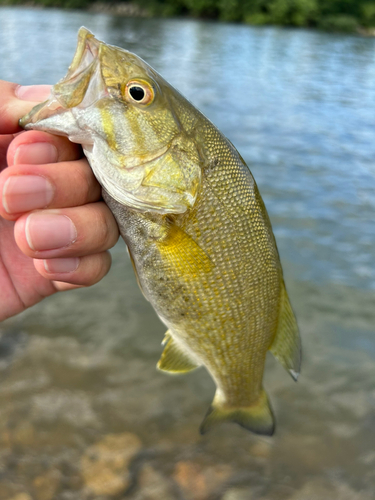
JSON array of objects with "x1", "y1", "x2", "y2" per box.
[
  {"x1": 3, "y1": 176, "x2": 54, "y2": 214},
  {"x1": 16, "y1": 85, "x2": 52, "y2": 102},
  {"x1": 14, "y1": 143, "x2": 58, "y2": 165},
  {"x1": 44, "y1": 257, "x2": 80, "y2": 274},
  {"x1": 25, "y1": 213, "x2": 77, "y2": 251}
]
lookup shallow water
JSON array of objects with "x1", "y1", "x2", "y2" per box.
[{"x1": 1, "y1": 6, "x2": 375, "y2": 500}]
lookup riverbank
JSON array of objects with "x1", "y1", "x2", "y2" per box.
[
  {"x1": 88, "y1": 1, "x2": 148, "y2": 17},
  {"x1": 1, "y1": 0, "x2": 375, "y2": 35}
]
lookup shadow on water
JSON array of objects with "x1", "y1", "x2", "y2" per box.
[{"x1": 1, "y1": 6, "x2": 375, "y2": 500}]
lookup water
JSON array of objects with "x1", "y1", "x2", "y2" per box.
[{"x1": 1, "y1": 6, "x2": 375, "y2": 500}]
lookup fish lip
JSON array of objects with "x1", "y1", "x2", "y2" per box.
[
  {"x1": 66, "y1": 27, "x2": 100, "y2": 79},
  {"x1": 20, "y1": 27, "x2": 107, "y2": 129}
]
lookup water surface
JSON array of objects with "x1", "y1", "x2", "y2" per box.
[{"x1": 0, "y1": 7, "x2": 375, "y2": 500}]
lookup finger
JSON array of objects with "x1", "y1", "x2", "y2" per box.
[
  {"x1": 33, "y1": 251, "x2": 112, "y2": 287},
  {"x1": 0, "y1": 135, "x2": 14, "y2": 173},
  {"x1": 13, "y1": 202, "x2": 120, "y2": 259},
  {"x1": 0, "y1": 158, "x2": 101, "y2": 220},
  {"x1": 7, "y1": 130, "x2": 82, "y2": 166},
  {"x1": 52, "y1": 282, "x2": 84, "y2": 292},
  {"x1": 0, "y1": 81, "x2": 51, "y2": 134}
]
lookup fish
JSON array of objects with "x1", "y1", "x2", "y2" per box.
[{"x1": 20, "y1": 27, "x2": 301, "y2": 435}]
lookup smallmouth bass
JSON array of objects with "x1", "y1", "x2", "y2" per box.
[{"x1": 21, "y1": 27, "x2": 301, "y2": 435}]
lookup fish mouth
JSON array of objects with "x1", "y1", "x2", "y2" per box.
[
  {"x1": 53, "y1": 27, "x2": 103, "y2": 109},
  {"x1": 20, "y1": 27, "x2": 106, "y2": 130},
  {"x1": 64, "y1": 27, "x2": 100, "y2": 81}
]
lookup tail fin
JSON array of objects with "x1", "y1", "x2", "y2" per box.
[{"x1": 199, "y1": 390, "x2": 275, "y2": 435}]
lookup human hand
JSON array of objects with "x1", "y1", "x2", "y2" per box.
[{"x1": 0, "y1": 81, "x2": 119, "y2": 321}]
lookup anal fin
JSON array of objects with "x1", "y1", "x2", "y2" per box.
[
  {"x1": 157, "y1": 331, "x2": 200, "y2": 374},
  {"x1": 270, "y1": 281, "x2": 301, "y2": 381}
]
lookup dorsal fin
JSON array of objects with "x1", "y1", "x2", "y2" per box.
[
  {"x1": 157, "y1": 331, "x2": 201, "y2": 374},
  {"x1": 269, "y1": 281, "x2": 301, "y2": 381}
]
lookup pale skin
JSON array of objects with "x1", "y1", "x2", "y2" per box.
[{"x1": 0, "y1": 80, "x2": 119, "y2": 321}]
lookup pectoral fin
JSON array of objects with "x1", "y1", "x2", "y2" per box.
[
  {"x1": 157, "y1": 331, "x2": 200, "y2": 374},
  {"x1": 156, "y1": 224, "x2": 213, "y2": 276},
  {"x1": 270, "y1": 281, "x2": 301, "y2": 381}
]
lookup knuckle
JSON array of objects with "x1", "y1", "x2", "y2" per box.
[
  {"x1": 88, "y1": 252, "x2": 110, "y2": 284},
  {"x1": 73, "y1": 161, "x2": 92, "y2": 199},
  {"x1": 74, "y1": 160, "x2": 100, "y2": 203},
  {"x1": 96, "y1": 204, "x2": 118, "y2": 250}
]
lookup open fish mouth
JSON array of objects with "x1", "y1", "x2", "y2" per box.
[
  {"x1": 63, "y1": 27, "x2": 100, "y2": 82},
  {"x1": 52, "y1": 27, "x2": 104, "y2": 109},
  {"x1": 19, "y1": 27, "x2": 201, "y2": 214},
  {"x1": 20, "y1": 27, "x2": 106, "y2": 129}
]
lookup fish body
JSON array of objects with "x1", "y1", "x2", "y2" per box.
[{"x1": 21, "y1": 28, "x2": 301, "y2": 434}]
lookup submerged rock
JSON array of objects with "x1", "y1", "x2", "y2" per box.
[
  {"x1": 287, "y1": 480, "x2": 373, "y2": 500},
  {"x1": 129, "y1": 464, "x2": 175, "y2": 500},
  {"x1": 31, "y1": 390, "x2": 99, "y2": 428},
  {"x1": 222, "y1": 487, "x2": 257, "y2": 500},
  {"x1": 80, "y1": 432, "x2": 141, "y2": 496},
  {"x1": 6, "y1": 495, "x2": 33, "y2": 500},
  {"x1": 249, "y1": 439, "x2": 273, "y2": 460},
  {"x1": 32, "y1": 469, "x2": 61, "y2": 500},
  {"x1": 174, "y1": 461, "x2": 232, "y2": 500}
]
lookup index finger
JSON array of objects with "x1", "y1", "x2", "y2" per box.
[{"x1": 0, "y1": 81, "x2": 51, "y2": 134}]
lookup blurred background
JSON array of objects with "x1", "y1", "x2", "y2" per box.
[{"x1": 0, "y1": 3, "x2": 375, "y2": 500}]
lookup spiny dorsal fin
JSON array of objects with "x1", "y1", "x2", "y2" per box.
[
  {"x1": 270, "y1": 281, "x2": 301, "y2": 381},
  {"x1": 157, "y1": 331, "x2": 201, "y2": 374},
  {"x1": 200, "y1": 389, "x2": 275, "y2": 435},
  {"x1": 156, "y1": 224, "x2": 213, "y2": 276}
]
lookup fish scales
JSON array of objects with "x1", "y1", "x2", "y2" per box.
[
  {"x1": 20, "y1": 27, "x2": 301, "y2": 435},
  {"x1": 104, "y1": 128, "x2": 279, "y2": 410}
]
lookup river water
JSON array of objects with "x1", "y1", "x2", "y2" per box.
[{"x1": 1, "y1": 6, "x2": 375, "y2": 500}]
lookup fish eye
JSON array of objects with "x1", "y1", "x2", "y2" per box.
[
  {"x1": 129, "y1": 86, "x2": 145, "y2": 101},
  {"x1": 124, "y1": 80, "x2": 155, "y2": 105}
]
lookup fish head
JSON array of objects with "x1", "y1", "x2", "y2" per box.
[{"x1": 20, "y1": 27, "x2": 202, "y2": 213}]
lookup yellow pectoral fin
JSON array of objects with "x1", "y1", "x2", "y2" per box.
[
  {"x1": 156, "y1": 223, "x2": 214, "y2": 276},
  {"x1": 157, "y1": 331, "x2": 201, "y2": 374},
  {"x1": 270, "y1": 281, "x2": 301, "y2": 381}
]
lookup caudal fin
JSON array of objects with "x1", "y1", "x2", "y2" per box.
[{"x1": 199, "y1": 390, "x2": 275, "y2": 435}]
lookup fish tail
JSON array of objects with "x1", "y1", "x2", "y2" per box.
[{"x1": 199, "y1": 389, "x2": 275, "y2": 436}]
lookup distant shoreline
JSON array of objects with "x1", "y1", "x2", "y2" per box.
[{"x1": 1, "y1": 1, "x2": 375, "y2": 37}]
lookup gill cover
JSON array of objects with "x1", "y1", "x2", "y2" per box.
[{"x1": 20, "y1": 27, "x2": 202, "y2": 214}]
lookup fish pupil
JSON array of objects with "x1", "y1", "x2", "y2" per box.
[{"x1": 129, "y1": 86, "x2": 145, "y2": 101}]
